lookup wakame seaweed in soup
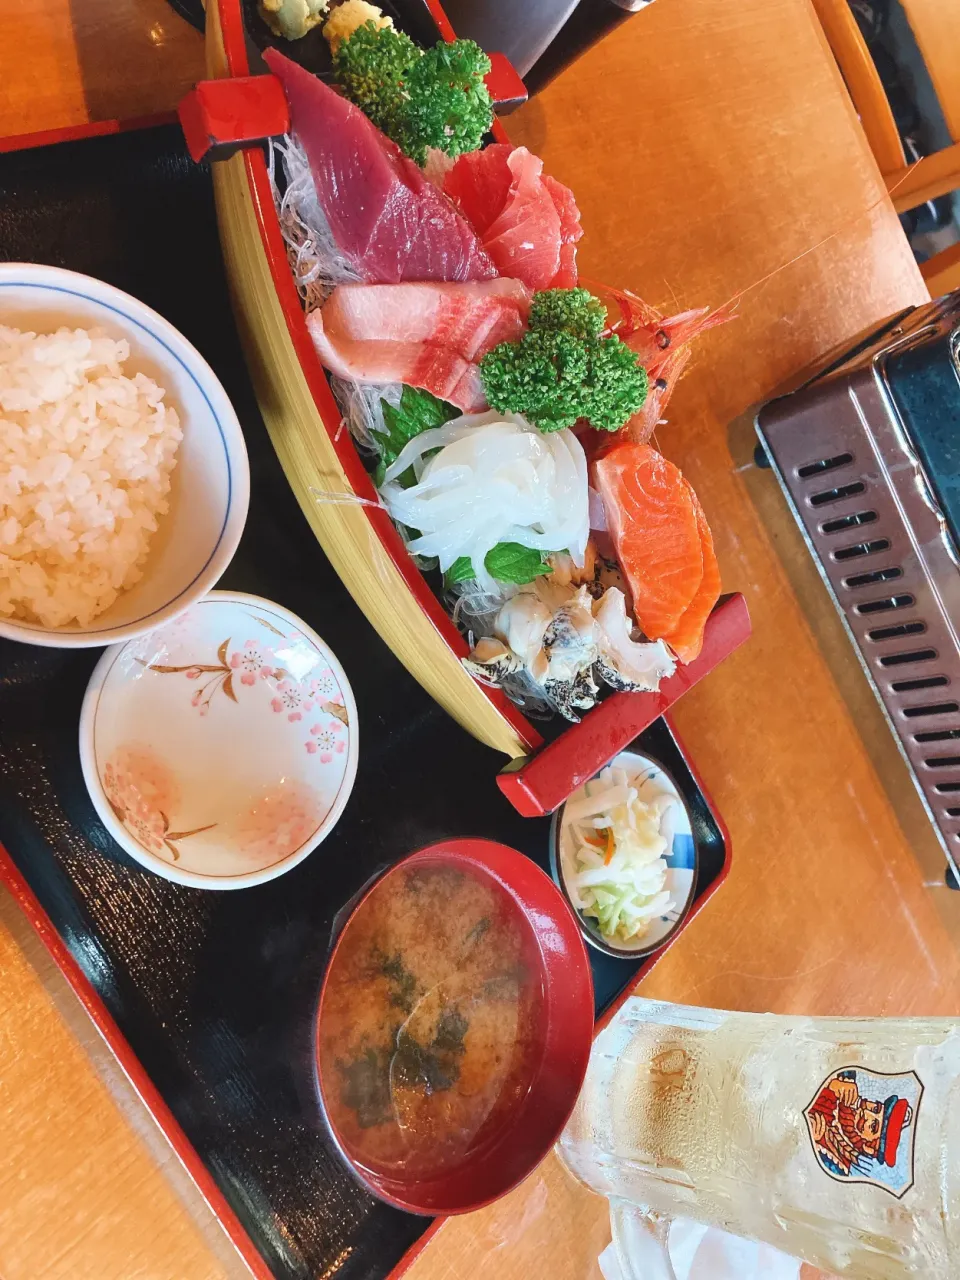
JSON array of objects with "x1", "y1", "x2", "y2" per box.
[{"x1": 318, "y1": 860, "x2": 545, "y2": 1179}]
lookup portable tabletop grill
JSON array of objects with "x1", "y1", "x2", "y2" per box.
[{"x1": 757, "y1": 290, "x2": 960, "y2": 876}]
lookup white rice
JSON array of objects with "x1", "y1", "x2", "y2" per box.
[{"x1": 0, "y1": 324, "x2": 182, "y2": 628}]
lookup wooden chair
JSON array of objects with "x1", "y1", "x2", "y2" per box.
[{"x1": 811, "y1": 0, "x2": 960, "y2": 297}]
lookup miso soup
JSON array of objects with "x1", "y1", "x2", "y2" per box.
[{"x1": 318, "y1": 859, "x2": 545, "y2": 1180}]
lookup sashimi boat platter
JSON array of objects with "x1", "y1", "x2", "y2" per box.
[
  {"x1": 0, "y1": 0, "x2": 765, "y2": 1272},
  {"x1": 180, "y1": 0, "x2": 751, "y2": 792}
]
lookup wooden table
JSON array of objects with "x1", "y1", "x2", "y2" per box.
[{"x1": 0, "y1": 1, "x2": 953, "y2": 1278}]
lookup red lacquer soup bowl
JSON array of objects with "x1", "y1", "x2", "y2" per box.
[{"x1": 315, "y1": 838, "x2": 594, "y2": 1215}]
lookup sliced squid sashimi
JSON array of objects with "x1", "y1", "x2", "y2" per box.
[
  {"x1": 444, "y1": 145, "x2": 583, "y2": 291},
  {"x1": 265, "y1": 49, "x2": 496, "y2": 284},
  {"x1": 306, "y1": 280, "x2": 531, "y2": 411},
  {"x1": 593, "y1": 442, "x2": 720, "y2": 663},
  {"x1": 380, "y1": 412, "x2": 590, "y2": 591}
]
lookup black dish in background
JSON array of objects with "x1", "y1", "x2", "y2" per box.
[
  {"x1": 0, "y1": 124, "x2": 725, "y2": 1280},
  {"x1": 166, "y1": 0, "x2": 206, "y2": 32}
]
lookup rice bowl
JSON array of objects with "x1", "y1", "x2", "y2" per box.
[
  {"x1": 0, "y1": 264, "x2": 249, "y2": 647},
  {"x1": 0, "y1": 325, "x2": 183, "y2": 627}
]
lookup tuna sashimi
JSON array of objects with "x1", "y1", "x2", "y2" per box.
[
  {"x1": 265, "y1": 49, "x2": 496, "y2": 285},
  {"x1": 543, "y1": 175, "x2": 581, "y2": 289},
  {"x1": 593, "y1": 443, "x2": 720, "y2": 663},
  {"x1": 306, "y1": 280, "x2": 531, "y2": 411},
  {"x1": 444, "y1": 145, "x2": 583, "y2": 291},
  {"x1": 443, "y1": 143, "x2": 515, "y2": 234}
]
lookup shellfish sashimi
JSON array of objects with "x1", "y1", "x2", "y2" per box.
[
  {"x1": 306, "y1": 281, "x2": 531, "y2": 412},
  {"x1": 593, "y1": 588, "x2": 676, "y2": 691},
  {"x1": 463, "y1": 581, "x2": 677, "y2": 721},
  {"x1": 379, "y1": 411, "x2": 590, "y2": 593},
  {"x1": 443, "y1": 145, "x2": 583, "y2": 291},
  {"x1": 264, "y1": 49, "x2": 496, "y2": 284},
  {"x1": 593, "y1": 443, "x2": 720, "y2": 664}
]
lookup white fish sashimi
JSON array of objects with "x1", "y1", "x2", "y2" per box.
[{"x1": 379, "y1": 411, "x2": 590, "y2": 592}]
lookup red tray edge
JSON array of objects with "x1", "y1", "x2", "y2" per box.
[
  {"x1": 0, "y1": 838, "x2": 274, "y2": 1280},
  {"x1": 0, "y1": 113, "x2": 179, "y2": 155},
  {"x1": 0, "y1": 705, "x2": 731, "y2": 1280}
]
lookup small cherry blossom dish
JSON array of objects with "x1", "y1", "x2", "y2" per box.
[{"x1": 79, "y1": 590, "x2": 358, "y2": 888}]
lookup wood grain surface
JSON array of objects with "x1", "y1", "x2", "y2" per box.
[{"x1": 0, "y1": 1, "x2": 953, "y2": 1278}]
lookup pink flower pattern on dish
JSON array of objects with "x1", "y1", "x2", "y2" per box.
[
  {"x1": 306, "y1": 719, "x2": 348, "y2": 762},
  {"x1": 101, "y1": 744, "x2": 215, "y2": 861},
  {"x1": 229, "y1": 638, "x2": 277, "y2": 686},
  {"x1": 135, "y1": 621, "x2": 350, "y2": 762},
  {"x1": 271, "y1": 678, "x2": 310, "y2": 722},
  {"x1": 233, "y1": 781, "x2": 324, "y2": 862}
]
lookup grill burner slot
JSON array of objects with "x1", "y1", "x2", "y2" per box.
[
  {"x1": 935, "y1": 782, "x2": 960, "y2": 793},
  {"x1": 867, "y1": 621, "x2": 926, "y2": 641},
  {"x1": 810, "y1": 482, "x2": 867, "y2": 508},
  {"x1": 946, "y1": 808, "x2": 960, "y2": 817},
  {"x1": 892, "y1": 676, "x2": 949, "y2": 692},
  {"x1": 822, "y1": 511, "x2": 877, "y2": 535},
  {"x1": 879, "y1": 648, "x2": 937, "y2": 666},
  {"x1": 856, "y1": 595, "x2": 914, "y2": 616},
  {"x1": 844, "y1": 567, "x2": 902, "y2": 588},
  {"x1": 902, "y1": 702, "x2": 959, "y2": 718},
  {"x1": 797, "y1": 454, "x2": 854, "y2": 479},
  {"x1": 915, "y1": 729, "x2": 960, "y2": 743},
  {"x1": 833, "y1": 538, "x2": 889, "y2": 560},
  {"x1": 925, "y1": 756, "x2": 960, "y2": 768}
]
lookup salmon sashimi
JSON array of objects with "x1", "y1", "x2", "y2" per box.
[
  {"x1": 444, "y1": 145, "x2": 583, "y2": 290},
  {"x1": 265, "y1": 50, "x2": 496, "y2": 285},
  {"x1": 593, "y1": 442, "x2": 720, "y2": 663},
  {"x1": 306, "y1": 280, "x2": 531, "y2": 411},
  {"x1": 669, "y1": 502, "x2": 722, "y2": 663}
]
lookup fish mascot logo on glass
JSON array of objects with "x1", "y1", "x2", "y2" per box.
[{"x1": 804, "y1": 1066, "x2": 922, "y2": 1198}]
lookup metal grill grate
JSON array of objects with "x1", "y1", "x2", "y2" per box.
[{"x1": 757, "y1": 310, "x2": 960, "y2": 871}]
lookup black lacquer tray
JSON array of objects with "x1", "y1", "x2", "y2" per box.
[{"x1": 0, "y1": 122, "x2": 729, "y2": 1280}]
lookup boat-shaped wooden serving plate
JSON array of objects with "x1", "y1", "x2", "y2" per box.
[
  {"x1": 197, "y1": 0, "x2": 751, "y2": 806},
  {"x1": 0, "y1": 115, "x2": 731, "y2": 1280}
]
